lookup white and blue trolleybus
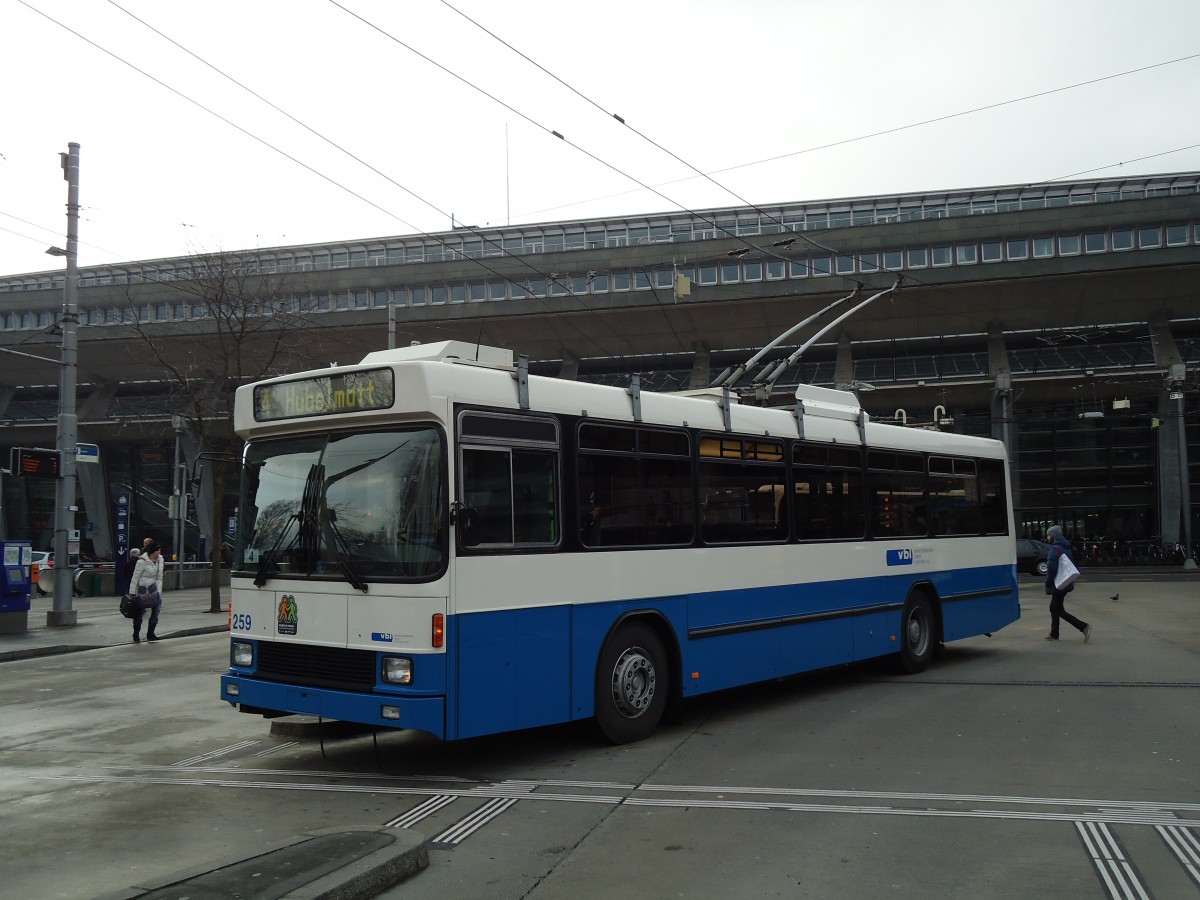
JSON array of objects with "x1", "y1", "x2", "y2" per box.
[{"x1": 221, "y1": 340, "x2": 1019, "y2": 743}]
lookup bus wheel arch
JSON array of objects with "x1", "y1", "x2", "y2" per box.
[
  {"x1": 593, "y1": 613, "x2": 677, "y2": 744},
  {"x1": 896, "y1": 586, "x2": 940, "y2": 674}
]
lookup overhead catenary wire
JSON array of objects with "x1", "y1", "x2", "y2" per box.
[
  {"x1": 430, "y1": 0, "x2": 881, "y2": 268},
  {"x1": 422, "y1": 3, "x2": 952, "y2": 362},
  {"x1": 428, "y1": 0, "x2": 1200, "y2": 356},
  {"x1": 424, "y1": 1, "x2": 1197, "y2": 322},
  {"x1": 328, "y1": 0, "x2": 864, "y2": 283},
  {"x1": 511, "y1": 51, "x2": 1200, "y2": 219},
  {"x1": 16, "y1": 2, "x2": 562, "y2": 297},
  {"x1": 11, "y1": 2, "x2": 1193, "y2": 367},
  {"x1": 13, "y1": 0, "x2": 644, "y2": 360}
]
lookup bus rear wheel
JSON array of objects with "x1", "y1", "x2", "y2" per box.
[
  {"x1": 897, "y1": 595, "x2": 934, "y2": 674},
  {"x1": 594, "y1": 622, "x2": 668, "y2": 744}
]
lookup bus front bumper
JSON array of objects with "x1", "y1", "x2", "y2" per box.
[{"x1": 220, "y1": 674, "x2": 446, "y2": 739}]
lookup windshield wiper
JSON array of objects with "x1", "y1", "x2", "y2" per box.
[
  {"x1": 253, "y1": 458, "x2": 371, "y2": 593},
  {"x1": 252, "y1": 511, "x2": 300, "y2": 588},
  {"x1": 253, "y1": 464, "x2": 322, "y2": 588},
  {"x1": 323, "y1": 508, "x2": 368, "y2": 593},
  {"x1": 305, "y1": 462, "x2": 367, "y2": 592}
]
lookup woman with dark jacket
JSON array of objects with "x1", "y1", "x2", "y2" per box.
[{"x1": 1044, "y1": 525, "x2": 1091, "y2": 642}]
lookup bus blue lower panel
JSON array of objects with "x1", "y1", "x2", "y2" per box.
[
  {"x1": 941, "y1": 591, "x2": 1021, "y2": 642},
  {"x1": 220, "y1": 674, "x2": 446, "y2": 737},
  {"x1": 455, "y1": 605, "x2": 573, "y2": 740}
]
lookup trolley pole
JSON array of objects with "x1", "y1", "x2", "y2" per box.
[{"x1": 49, "y1": 143, "x2": 80, "y2": 627}]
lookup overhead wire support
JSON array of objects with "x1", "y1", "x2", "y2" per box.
[
  {"x1": 754, "y1": 277, "x2": 904, "y2": 396},
  {"x1": 710, "y1": 286, "x2": 861, "y2": 389}
]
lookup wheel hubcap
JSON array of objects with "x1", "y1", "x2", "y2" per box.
[
  {"x1": 907, "y1": 610, "x2": 929, "y2": 655},
  {"x1": 611, "y1": 646, "x2": 656, "y2": 718}
]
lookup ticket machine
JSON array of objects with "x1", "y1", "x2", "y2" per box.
[{"x1": 0, "y1": 540, "x2": 32, "y2": 634}]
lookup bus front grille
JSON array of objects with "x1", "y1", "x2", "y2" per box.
[{"x1": 255, "y1": 641, "x2": 376, "y2": 692}]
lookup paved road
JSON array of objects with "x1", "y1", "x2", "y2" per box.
[{"x1": 0, "y1": 574, "x2": 1196, "y2": 898}]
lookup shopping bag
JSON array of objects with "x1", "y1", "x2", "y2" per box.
[{"x1": 1054, "y1": 553, "x2": 1080, "y2": 590}]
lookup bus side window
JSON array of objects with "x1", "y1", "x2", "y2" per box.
[
  {"x1": 512, "y1": 450, "x2": 557, "y2": 543},
  {"x1": 793, "y1": 470, "x2": 820, "y2": 539},
  {"x1": 461, "y1": 448, "x2": 514, "y2": 546},
  {"x1": 461, "y1": 446, "x2": 559, "y2": 549}
]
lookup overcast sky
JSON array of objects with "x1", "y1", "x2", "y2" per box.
[{"x1": 2, "y1": 0, "x2": 1198, "y2": 279}]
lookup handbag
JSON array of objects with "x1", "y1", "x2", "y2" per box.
[
  {"x1": 1054, "y1": 553, "x2": 1080, "y2": 590},
  {"x1": 119, "y1": 594, "x2": 137, "y2": 618},
  {"x1": 137, "y1": 584, "x2": 162, "y2": 607}
]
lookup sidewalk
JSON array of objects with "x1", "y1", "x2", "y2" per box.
[{"x1": 0, "y1": 586, "x2": 229, "y2": 662}]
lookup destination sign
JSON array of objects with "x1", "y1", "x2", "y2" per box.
[{"x1": 253, "y1": 368, "x2": 395, "y2": 422}]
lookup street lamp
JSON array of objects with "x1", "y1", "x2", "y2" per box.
[{"x1": 48, "y1": 143, "x2": 80, "y2": 628}]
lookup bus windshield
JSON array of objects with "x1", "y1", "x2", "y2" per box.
[{"x1": 235, "y1": 427, "x2": 445, "y2": 584}]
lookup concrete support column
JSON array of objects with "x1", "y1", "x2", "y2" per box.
[
  {"x1": 1157, "y1": 384, "x2": 1184, "y2": 545},
  {"x1": 74, "y1": 384, "x2": 120, "y2": 559},
  {"x1": 833, "y1": 334, "x2": 855, "y2": 389},
  {"x1": 558, "y1": 351, "x2": 580, "y2": 381},
  {"x1": 688, "y1": 344, "x2": 711, "y2": 389},
  {"x1": 76, "y1": 460, "x2": 111, "y2": 558},
  {"x1": 988, "y1": 328, "x2": 1018, "y2": 500},
  {"x1": 181, "y1": 432, "x2": 213, "y2": 558},
  {"x1": 1149, "y1": 320, "x2": 1191, "y2": 560}
]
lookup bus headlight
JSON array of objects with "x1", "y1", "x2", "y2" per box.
[
  {"x1": 231, "y1": 641, "x2": 254, "y2": 667},
  {"x1": 382, "y1": 657, "x2": 412, "y2": 685}
]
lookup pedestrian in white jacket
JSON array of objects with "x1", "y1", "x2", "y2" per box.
[{"x1": 130, "y1": 541, "x2": 164, "y2": 643}]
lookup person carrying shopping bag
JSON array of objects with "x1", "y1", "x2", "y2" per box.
[
  {"x1": 1044, "y1": 525, "x2": 1091, "y2": 643},
  {"x1": 129, "y1": 541, "x2": 165, "y2": 643}
]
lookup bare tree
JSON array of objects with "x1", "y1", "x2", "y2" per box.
[{"x1": 122, "y1": 250, "x2": 322, "y2": 612}]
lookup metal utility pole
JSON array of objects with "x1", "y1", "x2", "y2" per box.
[
  {"x1": 173, "y1": 416, "x2": 186, "y2": 589},
  {"x1": 48, "y1": 143, "x2": 80, "y2": 627}
]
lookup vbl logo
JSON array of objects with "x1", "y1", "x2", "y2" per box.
[{"x1": 886, "y1": 548, "x2": 914, "y2": 566}]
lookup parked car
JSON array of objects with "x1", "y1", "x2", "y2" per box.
[{"x1": 1015, "y1": 538, "x2": 1051, "y2": 576}]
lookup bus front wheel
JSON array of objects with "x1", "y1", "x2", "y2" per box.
[
  {"x1": 897, "y1": 595, "x2": 934, "y2": 674},
  {"x1": 594, "y1": 622, "x2": 668, "y2": 744}
]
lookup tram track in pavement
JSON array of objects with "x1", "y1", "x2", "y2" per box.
[
  {"x1": 21, "y1": 742, "x2": 1200, "y2": 896},
  {"x1": 30, "y1": 756, "x2": 1200, "y2": 828}
]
